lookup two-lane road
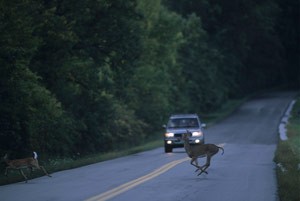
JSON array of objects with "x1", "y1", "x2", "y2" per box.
[{"x1": 0, "y1": 91, "x2": 296, "y2": 201}]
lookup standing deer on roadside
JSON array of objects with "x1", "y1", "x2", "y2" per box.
[
  {"x1": 3, "y1": 151, "x2": 51, "y2": 183},
  {"x1": 183, "y1": 131, "x2": 224, "y2": 176}
]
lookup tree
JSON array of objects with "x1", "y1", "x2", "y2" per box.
[
  {"x1": 0, "y1": 0, "x2": 74, "y2": 156},
  {"x1": 179, "y1": 14, "x2": 232, "y2": 113},
  {"x1": 127, "y1": 2, "x2": 186, "y2": 129}
]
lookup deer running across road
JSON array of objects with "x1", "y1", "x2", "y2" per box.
[
  {"x1": 3, "y1": 151, "x2": 51, "y2": 183},
  {"x1": 183, "y1": 131, "x2": 224, "y2": 175}
]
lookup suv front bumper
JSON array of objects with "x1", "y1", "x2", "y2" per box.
[{"x1": 164, "y1": 137, "x2": 204, "y2": 147}]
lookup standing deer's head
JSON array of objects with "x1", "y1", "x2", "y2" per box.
[{"x1": 3, "y1": 154, "x2": 9, "y2": 161}]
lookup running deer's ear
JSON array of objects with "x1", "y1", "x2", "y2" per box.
[{"x1": 186, "y1": 130, "x2": 192, "y2": 137}]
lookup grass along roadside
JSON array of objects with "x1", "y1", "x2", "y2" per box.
[
  {"x1": 274, "y1": 97, "x2": 300, "y2": 201},
  {"x1": 0, "y1": 138, "x2": 163, "y2": 185},
  {"x1": 0, "y1": 97, "x2": 248, "y2": 185}
]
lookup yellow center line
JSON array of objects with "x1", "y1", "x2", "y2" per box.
[{"x1": 85, "y1": 157, "x2": 189, "y2": 201}]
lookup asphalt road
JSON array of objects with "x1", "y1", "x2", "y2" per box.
[{"x1": 0, "y1": 91, "x2": 296, "y2": 201}]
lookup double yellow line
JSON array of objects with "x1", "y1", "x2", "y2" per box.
[{"x1": 85, "y1": 157, "x2": 189, "y2": 201}]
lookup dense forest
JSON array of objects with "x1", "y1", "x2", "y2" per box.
[{"x1": 0, "y1": 0, "x2": 299, "y2": 158}]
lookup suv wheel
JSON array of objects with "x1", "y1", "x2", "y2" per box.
[{"x1": 164, "y1": 145, "x2": 172, "y2": 153}]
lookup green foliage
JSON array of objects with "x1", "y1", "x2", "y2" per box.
[
  {"x1": 276, "y1": 0, "x2": 300, "y2": 88},
  {"x1": 0, "y1": 0, "x2": 72, "y2": 156},
  {"x1": 274, "y1": 97, "x2": 300, "y2": 201},
  {"x1": 165, "y1": 0, "x2": 299, "y2": 94},
  {"x1": 179, "y1": 14, "x2": 229, "y2": 113},
  {"x1": 0, "y1": 0, "x2": 299, "y2": 162},
  {"x1": 127, "y1": 3, "x2": 185, "y2": 129}
]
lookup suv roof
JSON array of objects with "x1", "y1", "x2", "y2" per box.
[{"x1": 169, "y1": 114, "x2": 199, "y2": 119}]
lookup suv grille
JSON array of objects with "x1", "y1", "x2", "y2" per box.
[{"x1": 174, "y1": 133, "x2": 185, "y2": 138}]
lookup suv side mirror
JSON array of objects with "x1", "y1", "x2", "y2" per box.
[
  {"x1": 201, "y1": 123, "x2": 206, "y2": 128},
  {"x1": 162, "y1": 124, "x2": 166, "y2": 128}
]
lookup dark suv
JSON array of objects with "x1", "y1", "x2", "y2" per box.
[{"x1": 163, "y1": 114, "x2": 206, "y2": 153}]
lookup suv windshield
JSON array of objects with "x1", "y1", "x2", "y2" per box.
[{"x1": 167, "y1": 118, "x2": 199, "y2": 128}]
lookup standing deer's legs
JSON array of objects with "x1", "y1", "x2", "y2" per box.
[
  {"x1": 6, "y1": 167, "x2": 29, "y2": 183},
  {"x1": 28, "y1": 167, "x2": 34, "y2": 178},
  {"x1": 19, "y1": 169, "x2": 28, "y2": 183},
  {"x1": 28, "y1": 166, "x2": 51, "y2": 178},
  {"x1": 5, "y1": 167, "x2": 9, "y2": 176},
  {"x1": 39, "y1": 166, "x2": 51, "y2": 177}
]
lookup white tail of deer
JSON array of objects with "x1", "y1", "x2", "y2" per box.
[
  {"x1": 183, "y1": 131, "x2": 224, "y2": 175},
  {"x1": 3, "y1": 151, "x2": 51, "y2": 183}
]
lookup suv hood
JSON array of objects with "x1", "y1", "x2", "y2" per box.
[{"x1": 166, "y1": 128, "x2": 201, "y2": 134}]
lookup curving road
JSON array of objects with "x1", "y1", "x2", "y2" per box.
[{"x1": 0, "y1": 91, "x2": 296, "y2": 201}]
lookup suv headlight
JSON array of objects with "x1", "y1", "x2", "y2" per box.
[
  {"x1": 192, "y1": 131, "x2": 203, "y2": 137},
  {"x1": 165, "y1": 132, "x2": 174, "y2": 137}
]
